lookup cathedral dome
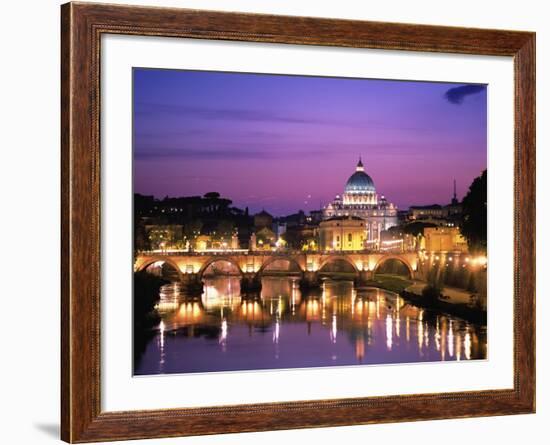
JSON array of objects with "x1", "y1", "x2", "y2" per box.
[{"x1": 344, "y1": 158, "x2": 376, "y2": 194}]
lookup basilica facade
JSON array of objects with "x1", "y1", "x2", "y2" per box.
[{"x1": 322, "y1": 158, "x2": 398, "y2": 249}]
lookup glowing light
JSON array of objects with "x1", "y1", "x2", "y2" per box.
[
  {"x1": 381, "y1": 239, "x2": 404, "y2": 245},
  {"x1": 220, "y1": 319, "x2": 228, "y2": 344},
  {"x1": 158, "y1": 320, "x2": 165, "y2": 370},
  {"x1": 177, "y1": 302, "x2": 203, "y2": 323},
  {"x1": 464, "y1": 331, "x2": 472, "y2": 360},
  {"x1": 456, "y1": 333, "x2": 462, "y2": 361},
  {"x1": 193, "y1": 304, "x2": 201, "y2": 317},
  {"x1": 331, "y1": 315, "x2": 337, "y2": 343},
  {"x1": 447, "y1": 321, "x2": 455, "y2": 357},
  {"x1": 395, "y1": 315, "x2": 400, "y2": 338},
  {"x1": 435, "y1": 318, "x2": 441, "y2": 352},
  {"x1": 386, "y1": 314, "x2": 393, "y2": 351},
  {"x1": 273, "y1": 320, "x2": 280, "y2": 344},
  {"x1": 306, "y1": 300, "x2": 320, "y2": 320},
  {"x1": 424, "y1": 322, "x2": 429, "y2": 347},
  {"x1": 159, "y1": 320, "x2": 165, "y2": 349},
  {"x1": 417, "y1": 318, "x2": 424, "y2": 352},
  {"x1": 355, "y1": 299, "x2": 363, "y2": 315}
]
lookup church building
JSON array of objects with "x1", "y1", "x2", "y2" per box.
[{"x1": 322, "y1": 158, "x2": 398, "y2": 248}]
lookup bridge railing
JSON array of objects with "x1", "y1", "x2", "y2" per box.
[{"x1": 136, "y1": 248, "x2": 418, "y2": 257}]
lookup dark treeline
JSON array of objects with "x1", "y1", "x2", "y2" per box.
[
  {"x1": 134, "y1": 192, "x2": 254, "y2": 251},
  {"x1": 459, "y1": 169, "x2": 487, "y2": 253},
  {"x1": 133, "y1": 270, "x2": 168, "y2": 368}
]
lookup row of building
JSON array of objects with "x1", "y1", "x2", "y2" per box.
[
  {"x1": 247, "y1": 158, "x2": 467, "y2": 253},
  {"x1": 137, "y1": 158, "x2": 468, "y2": 254}
]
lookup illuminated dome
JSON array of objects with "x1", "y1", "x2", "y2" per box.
[
  {"x1": 344, "y1": 158, "x2": 376, "y2": 194},
  {"x1": 322, "y1": 157, "x2": 398, "y2": 242}
]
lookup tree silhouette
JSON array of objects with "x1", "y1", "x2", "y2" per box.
[{"x1": 460, "y1": 170, "x2": 487, "y2": 252}]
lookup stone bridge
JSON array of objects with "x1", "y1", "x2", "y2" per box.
[{"x1": 135, "y1": 250, "x2": 420, "y2": 292}]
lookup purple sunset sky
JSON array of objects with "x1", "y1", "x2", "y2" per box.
[{"x1": 133, "y1": 68, "x2": 487, "y2": 216}]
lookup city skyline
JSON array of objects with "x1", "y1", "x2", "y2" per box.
[{"x1": 134, "y1": 68, "x2": 487, "y2": 215}]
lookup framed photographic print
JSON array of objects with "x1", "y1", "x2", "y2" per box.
[{"x1": 61, "y1": 2, "x2": 535, "y2": 442}]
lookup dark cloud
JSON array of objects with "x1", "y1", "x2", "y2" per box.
[
  {"x1": 444, "y1": 84, "x2": 486, "y2": 105},
  {"x1": 134, "y1": 128, "x2": 286, "y2": 141},
  {"x1": 133, "y1": 140, "x2": 429, "y2": 161},
  {"x1": 134, "y1": 103, "x2": 405, "y2": 130},
  {"x1": 134, "y1": 147, "x2": 328, "y2": 161},
  {"x1": 135, "y1": 103, "x2": 327, "y2": 125}
]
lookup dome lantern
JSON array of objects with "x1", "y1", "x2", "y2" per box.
[{"x1": 356, "y1": 157, "x2": 364, "y2": 172}]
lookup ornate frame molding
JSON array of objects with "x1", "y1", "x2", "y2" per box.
[{"x1": 61, "y1": 2, "x2": 535, "y2": 442}]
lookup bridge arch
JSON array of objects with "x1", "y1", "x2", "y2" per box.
[
  {"x1": 198, "y1": 257, "x2": 244, "y2": 279},
  {"x1": 373, "y1": 255, "x2": 414, "y2": 278},
  {"x1": 318, "y1": 255, "x2": 359, "y2": 275},
  {"x1": 136, "y1": 257, "x2": 183, "y2": 282},
  {"x1": 257, "y1": 256, "x2": 304, "y2": 276}
]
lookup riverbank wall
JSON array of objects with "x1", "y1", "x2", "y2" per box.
[{"x1": 400, "y1": 289, "x2": 487, "y2": 325}]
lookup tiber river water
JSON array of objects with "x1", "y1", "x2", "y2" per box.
[{"x1": 134, "y1": 276, "x2": 487, "y2": 375}]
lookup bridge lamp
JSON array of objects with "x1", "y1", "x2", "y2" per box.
[
  {"x1": 478, "y1": 256, "x2": 488, "y2": 266},
  {"x1": 307, "y1": 262, "x2": 314, "y2": 272},
  {"x1": 186, "y1": 265, "x2": 194, "y2": 274}
]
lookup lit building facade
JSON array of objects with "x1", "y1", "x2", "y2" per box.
[
  {"x1": 422, "y1": 227, "x2": 468, "y2": 252},
  {"x1": 319, "y1": 216, "x2": 366, "y2": 251},
  {"x1": 145, "y1": 224, "x2": 183, "y2": 251},
  {"x1": 323, "y1": 159, "x2": 398, "y2": 246}
]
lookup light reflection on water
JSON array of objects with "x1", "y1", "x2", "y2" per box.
[{"x1": 134, "y1": 277, "x2": 486, "y2": 375}]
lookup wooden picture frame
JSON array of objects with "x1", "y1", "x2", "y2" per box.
[{"x1": 61, "y1": 2, "x2": 535, "y2": 442}]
